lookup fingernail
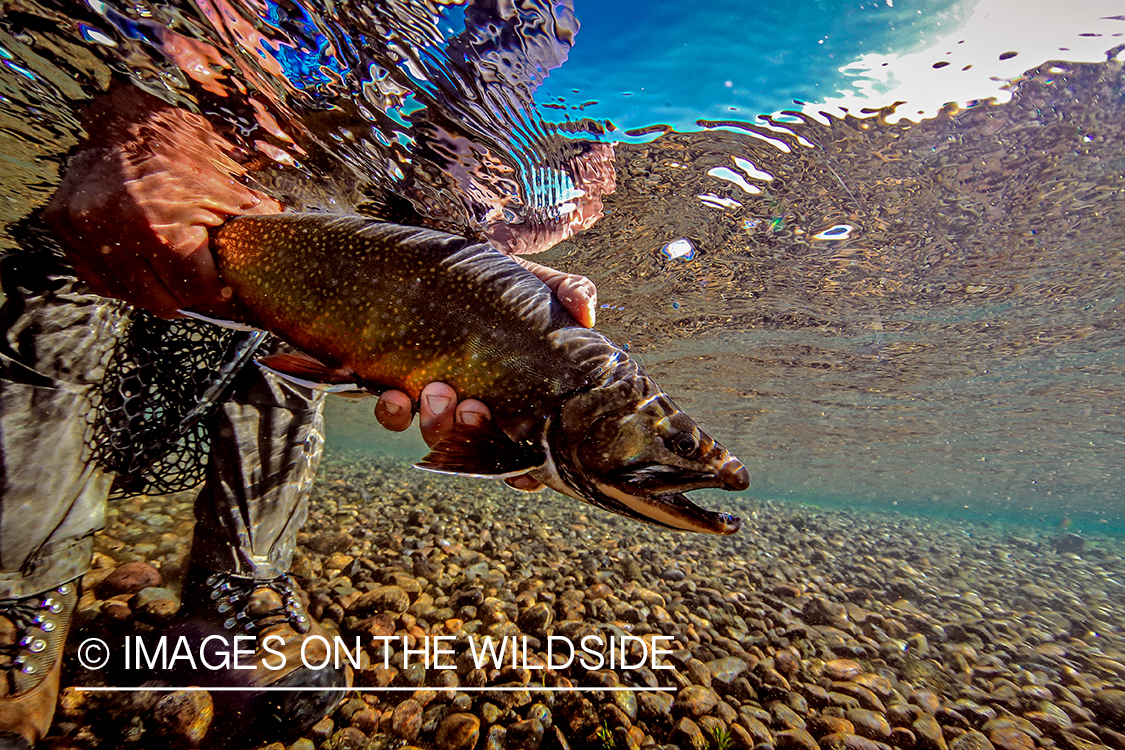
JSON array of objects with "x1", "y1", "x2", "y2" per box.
[
  {"x1": 459, "y1": 411, "x2": 483, "y2": 426},
  {"x1": 426, "y1": 395, "x2": 452, "y2": 414},
  {"x1": 382, "y1": 401, "x2": 402, "y2": 415}
]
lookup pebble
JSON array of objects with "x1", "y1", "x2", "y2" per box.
[
  {"x1": 989, "y1": 727, "x2": 1037, "y2": 750},
  {"x1": 913, "y1": 714, "x2": 948, "y2": 750},
  {"x1": 96, "y1": 561, "x2": 161, "y2": 598},
  {"x1": 777, "y1": 728, "x2": 821, "y2": 750},
  {"x1": 58, "y1": 455, "x2": 1125, "y2": 750},
  {"x1": 391, "y1": 698, "x2": 424, "y2": 740},
  {"x1": 819, "y1": 732, "x2": 893, "y2": 750},
  {"x1": 436, "y1": 713, "x2": 481, "y2": 750},
  {"x1": 151, "y1": 689, "x2": 212, "y2": 745},
  {"x1": 825, "y1": 659, "x2": 864, "y2": 681},
  {"x1": 671, "y1": 716, "x2": 706, "y2": 748},
  {"x1": 709, "y1": 656, "x2": 750, "y2": 687},
  {"x1": 846, "y1": 709, "x2": 892, "y2": 741},
  {"x1": 674, "y1": 684, "x2": 721, "y2": 717},
  {"x1": 322, "y1": 727, "x2": 369, "y2": 750},
  {"x1": 131, "y1": 586, "x2": 180, "y2": 622},
  {"x1": 949, "y1": 731, "x2": 996, "y2": 750}
]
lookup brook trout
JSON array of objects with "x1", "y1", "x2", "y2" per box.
[{"x1": 211, "y1": 213, "x2": 748, "y2": 534}]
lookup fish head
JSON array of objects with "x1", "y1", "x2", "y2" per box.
[{"x1": 539, "y1": 376, "x2": 748, "y2": 535}]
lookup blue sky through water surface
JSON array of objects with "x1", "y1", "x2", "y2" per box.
[{"x1": 522, "y1": 0, "x2": 1124, "y2": 137}]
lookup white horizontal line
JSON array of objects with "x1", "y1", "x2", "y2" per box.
[{"x1": 76, "y1": 686, "x2": 675, "y2": 693}]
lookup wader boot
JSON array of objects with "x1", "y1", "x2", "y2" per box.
[
  {"x1": 0, "y1": 250, "x2": 125, "y2": 749},
  {"x1": 1, "y1": 247, "x2": 345, "y2": 744},
  {"x1": 168, "y1": 364, "x2": 351, "y2": 738},
  {"x1": 0, "y1": 584, "x2": 77, "y2": 750}
]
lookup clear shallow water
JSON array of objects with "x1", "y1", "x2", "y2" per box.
[{"x1": 0, "y1": 0, "x2": 1123, "y2": 534}]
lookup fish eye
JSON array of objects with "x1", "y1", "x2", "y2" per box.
[{"x1": 668, "y1": 431, "x2": 700, "y2": 458}]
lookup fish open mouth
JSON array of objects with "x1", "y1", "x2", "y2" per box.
[
  {"x1": 641, "y1": 491, "x2": 742, "y2": 535},
  {"x1": 590, "y1": 479, "x2": 742, "y2": 535}
]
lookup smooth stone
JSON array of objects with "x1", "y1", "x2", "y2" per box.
[
  {"x1": 687, "y1": 658, "x2": 714, "y2": 688},
  {"x1": 914, "y1": 691, "x2": 943, "y2": 716},
  {"x1": 948, "y1": 731, "x2": 995, "y2": 750},
  {"x1": 352, "y1": 584, "x2": 410, "y2": 613},
  {"x1": 674, "y1": 685, "x2": 721, "y2": 718},
  {"x1": 323, "y1": 727, "x2": 369, "y2": 750},
  {"x1": 517, "y1": 602, "x2": 553, "y2": 633},
  {"x1": 612, "y1": 690, "x2": 639, "y2": 721},
  {"x1": 819, "y1": 733, "x2": 892, "y2": 750},
  {"x1": 777, "y1": 728, "x2": 820, "y2": 750},
  {"x1": 349, "y1": 708, "x2": 380, "y2": 734},
  {"x1": 638, "y1": 690, "x2": 675, "y2": 718},
  {"x1": 483, "y1": 725, "x2": 507, "y2": 750},
  {"x1": 152, "y1": 689, "x2": 213, "y2": 745},
  {"x1": 913, "y1": 714, "x2": 948, "y2": 750},
  {"x1": 309, "y1": 717, "x2": 335, "y2": 743},
  {"x1": 632, "y1": 587, "x2": 666, "y2": 607},
  {"x1": 888, "y1": 704, "x2": 921, "y2": 728},
  {"x1": 891, "y1": 728, "x2": 916, "y2": 749},
  {"x1": 731, "y1": 724, "x2": 759, "y2": 750},
  {"x1": 740, "y1": 716, "x2": 775, "y2": 745},
  {"x1": 824, "y1": 660, "x2": 864, "y2": 681},
  {"x1": 774, "y1": 652, "x2": 801, "y2": 679},
  {"x1": 846, "y1": 710, "x2": 892, "y2": 741},
  {"x1": 854, "y1": 674, "x2": 893, "y2": 697},
  {"x1": 508, "y1": 718, "x2": 545, "y2": 750},
  {"x1": 1090, "y1": 690, "x2": 1125, "y2": 724},
  {"x1": 97, "y1": 561, "x2": 162, "y2": 598},
  {"x1": 709, "y1": 657, "x2": 750, "y2": 688},
  {"x1": 307, "y1": 531, "x2": 353, "y2": 554},
  {"x1": 671, "y1": 717, "x2": 706, "y2": 749},
  {"x1": 480, "y1": 702, "x2": 505, "y2": 725},
  {"x1": 770, "y1": 703, "x2": 807, "y2": 731},
  {"x1": 528, "y1": 703, "x2": 553, "y2": 728},
  {"x1": 808, "y1": 716, "x2": 856, "y2": 737},
  {"x1": 988, "y1": 727, "x2": 1036, "y2": 750},
  {"x1": 132, "y1": 586, "x2": 181, "y2": 622},
  {"x1": 391, "y1": 698, "x2": 423, "y2": 740},
  {"x1": 436, "y1": 713, "x2": 481, "y2": 750}
]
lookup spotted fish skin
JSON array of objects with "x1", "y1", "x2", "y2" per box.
[{"x1": 213, "y1": 213, "x2": 748, "y2": 534}]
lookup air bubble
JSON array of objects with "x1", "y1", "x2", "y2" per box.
[
  {"x1": 812, "y1": 224, "x2": 855, "y2": 240},
  {"x1": 661, "y1": 238, "x2": 696, "y2": 260}
]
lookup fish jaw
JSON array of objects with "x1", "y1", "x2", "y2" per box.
[
  {"x1": 535, "y1": 394, "x2": 748, "y2": 535},
  {"x1": 530, "y1": 452, "x2": 743, "y2": 535}
]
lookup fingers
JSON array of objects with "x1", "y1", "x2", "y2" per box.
[
  {"x1": 454, "y1": 399, "x2": 491, "y2": 428},
  {"x1": 512, "y1": 256, "x2": 598, "y2": 328},
  {"x1": 375, "y1": 385, "x2": 542, "y2": 490},
  {"x1": 374, "y1": 390, "x2": 414, "y2": 432},
  {"x1": 375, "y1": 386, "x2": 494, "y2": 442},
  {"x1": 417, "y1": 382, "x2": 458, "y2": 448}
]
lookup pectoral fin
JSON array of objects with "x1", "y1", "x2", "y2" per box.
[
  {"x1": 415, "y1": 421, "x2": 545, "y2": 479},
  {"x1": 258, "y1": 352, "x2": 363, "y2": 394}
]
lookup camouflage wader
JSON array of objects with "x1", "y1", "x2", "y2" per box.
[{"x1": 0, "y1": 248, "x2": 324, "y2": 600}]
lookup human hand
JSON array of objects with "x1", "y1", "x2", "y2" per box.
[
  {"x1": 374, "y1": 384, "x2": 544, "y2": 491},
  {"x1": 43, "y1": 85, "x2": 282, "y2": 318}
]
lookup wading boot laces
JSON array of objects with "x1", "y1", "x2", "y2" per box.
[
  {"x1": 204, "y1": 572, "x2": 309, "y2": 635},
  {"x1": 0, "y1": 583, "x2": 78, "y2": 749},
  {"x1": 169, "y1": 568, "x2": 351, "y2": 740}
]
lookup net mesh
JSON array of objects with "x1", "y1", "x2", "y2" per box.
[{"x1": 89, "y1": 311, "x2": 267, "y2": 497}]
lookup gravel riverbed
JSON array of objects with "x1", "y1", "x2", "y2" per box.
[{"x1": 48, "y1": 451, "x2": 1125, "y2": 750}]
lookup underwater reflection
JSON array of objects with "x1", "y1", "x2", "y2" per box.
[{"x1": 541, "y1": 59, "x2": 1124, "y2": 519}]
